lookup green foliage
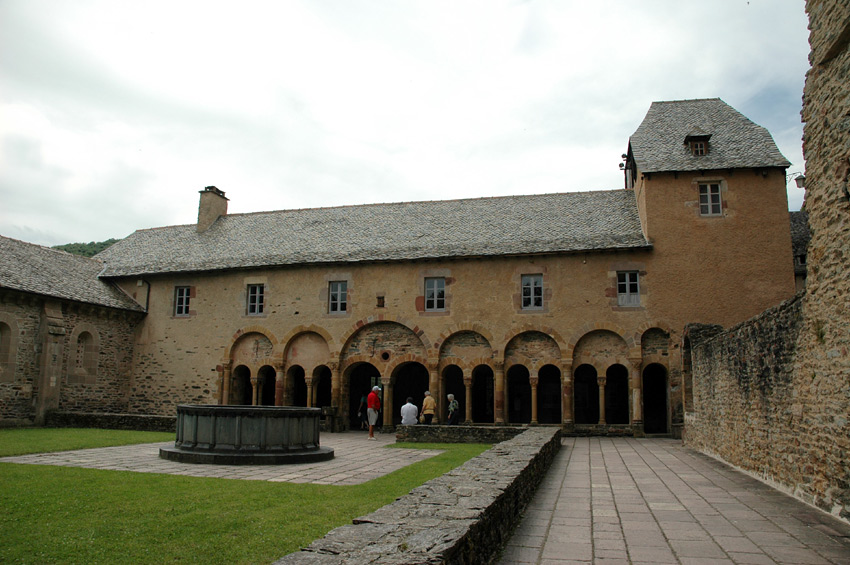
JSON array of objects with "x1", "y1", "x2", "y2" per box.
[
  {"x1": 52, "y1": 238, "x2": 119, "y2": 257},
  {"x1": 0, "y1": 428, "x2": 490, "y2": 564}
]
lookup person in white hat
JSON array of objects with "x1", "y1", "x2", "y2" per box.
[{"x1": 367, "y1": 385, "x2": 382, "y2": 440}]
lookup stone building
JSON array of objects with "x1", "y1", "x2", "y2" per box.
[{"x1": 1, "y1": 98, "x2": 800, "y2": 435}]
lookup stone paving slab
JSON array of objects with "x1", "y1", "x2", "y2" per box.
[
  {"x1": 499, "y1": 438, "x2": 850, "y2": 565},
  {"x1": 0, "y1": 431, "x2": 442, "y2": 485}
]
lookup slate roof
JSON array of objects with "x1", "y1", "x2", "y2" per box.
[
  {"x1": 629, "y1": 98, "x2": 791, "y2": 173},
  {"x1": 97, "y1": 190, "x2": 651, "y2": 277},
  {"x1": 0, "y1": 236, "x2": 144, "y2": 311},
  {"x1": 789, "y1": 210, "x2": 810, "y2": 275}
]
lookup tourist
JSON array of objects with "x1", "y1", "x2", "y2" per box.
[
  {"x1": 367, "y1": 385, "x2": 381, "y2": 440},
  {"x1": 400, "y1": 397, "x2": 418, "y2": 425},
  {"x1": 447, "y1": 393, "x2": 459, "y2": 425},
  {"x1": 357, "y1": 392, "x2": 368, "y2": 430},
  {"x1": 421, "y1": 391, "x2": 436, "y2": 424}
]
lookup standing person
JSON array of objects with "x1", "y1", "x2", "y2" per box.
[
  {"x1": 400, "y1": 397, "x2": 418, "y2": 425},
  {"x1": 447, "y1": 393, "x2": 459, "y2": 425},
  {"x1": 421, "y1": 391, "x2": 436, "y2": 425},
  {"x1": 357, "y1": 392, "x2": 368, "y2": 430},
  {"x1": 367, "y1": 385, "x2": 381, "y2": 440}
]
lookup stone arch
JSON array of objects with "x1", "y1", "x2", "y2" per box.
[
  {"x1": 499, "y1": 324, "x2": 567, "y2": 358},
  {"x1": 284, "y1": 331, "x2": 332, "y2": 379},
  {"x1": 643, "y1": 363, "x2": 669, "y2": 434},
  {"x1": 566, "y1": 323, "x2": 635, "y2": 360},
  {"x1": 442, "y1": 363, "x2": 465, "y2": 422},
  {"x1": 605, "y1": 364, "x2": 629, "y2": 425},
  {"x1": 390, "y1": 361, "x2": 429, "y2": 425},
  {"x1": 286, "y1": 364, "x2": 308, "y2": 407},
  {"x1": 538, "y1": 364, "x2": 562, "y2": 424},
  {"x1": 340, "y1": 321, "x2": 428, "y2": 371},
  {"x1": 312, "y1": 365, "x2": 333, "y2": 411},
  {"x1": 438, "y1": 330, "x2": 494, "y2": 368},
  {"x1": 229, "y1": 331, "x2": 276, "y2": 376},
  {"x1": 471, "y1": 364, "x2": 495, "y2": 423},
  {"x1": 344, "y1": 361, "x2": 381, "y2": 430},
  {"x1": 641, "y1": 327, "x2": 672, "y2": 365},
  {"x1": 258, "y1": 365, "x2": 276, "y2": 406},
  {"x1": 231, "y1": 365, "x2": 252, "y2": 405},
  {"x1": 340, "y1": 315, "x2": 432, "y2": 356},
  {"x1": 574, "y1": 363, "x2": 599, "y2": 424},
  {"x1": 504, "y1": 330, "x2": 561, "y2": 368},
  {"x1": 279, "y1": 325, "x2": 335, "y2": 356},
  {"x1": 68, "y1": 323, "x2": 101, "y2": 384},
  {"x1": 434, "y1": 323, "x2": 495, "y2": 353},
  {"x1": 571, "y1": 329, "x2": 630, "y2": 371},
  {"x1": 0, "y1": 313, "x2": 19, "y2": 383},
  {"x1": 506, "y1": 364, "x2": 531, "y2": 424}
]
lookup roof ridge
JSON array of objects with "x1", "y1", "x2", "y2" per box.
[{"x1": 0, "y1": 234, "x2": 104, "y2": 264}]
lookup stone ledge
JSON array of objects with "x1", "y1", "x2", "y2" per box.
[
  {"x1": 275, "y1": 427, "x2": 561, "y2": 565},
  {"x1": 394, "y1": 424, "x2": 527, "y2": 444},
  {"x1": 45, "y1": 411, "x2": 176, "y2": 432}
]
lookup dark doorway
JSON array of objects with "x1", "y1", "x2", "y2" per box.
[
  {"x1": 574, "y1": 364, "x2": 599, "y2": 424},
  {"x1": 314, "y1": 366, "x2": 332, "y2": 411},
  {"x1": 471, "y1": 365, "x2": 494, "y2": 423},
  {"x1": 442, "y1": 365, "x2": 465, "y2": 423},
  {"x1": 348, "y1": 363, "x2": 381, "y2": 430},
  {"x1": 605, "y1": 364, "x2": 629, "y2": 424},
  {"x1": 258, "y1": 365, "x2": 276, "y2": 406},
  {"x1": 507, "y1": 365, "x2": 531, "y2": 424},
  {"x1": 288, "y1": 365, "x2": 307, "y2": 407},
  {"x1": 231, "y1": 365, "x2": 252, "y2": 405},
  {"x1": 391, "y1": 362, "x2": 429, "y2": 425},
  {"x1": 538, "y1": 364, "x2": 562, "y2": 424},
  {"x1": 643, "y1": 363, "x2": 668, "y2": 434}
]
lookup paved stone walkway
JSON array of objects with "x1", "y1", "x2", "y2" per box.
[
  {"x1": 499, "y1": 437, "x2": 850, "y2": 565},
  {"x1": 0, "y1": 431, "x2": 441, "y2": 485}
]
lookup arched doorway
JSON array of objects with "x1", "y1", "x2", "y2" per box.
[
  {"x1": 643, "y1": 363, "x2": 668, "y2": 434},
  {"x1": 313, "y1": 366, "x2": 332, "y2": 410},
  {"x1": 574, "y1": 364, "x2": 599, "y2": 424},
  {"x1": 288, "y1": 365, "x2": 307, "y2": 407},
  {"x1": 471, "y1": 365, "x2": 494, "y2": 423},
  {"x1": 442, "y1": 365, "x2": 465, "y2": 423},
  {"x1": 507, "y1": 365, "x2": 531, "y2": 424},
  {"x1": 605, "y1": 364, "x2": 629, "y2": 424},
  {"x1": 347, "y1": 362, "x2": 381, "y2": 430},
  {"x1": 231, "y1": 365, "x2": 252, "y2": 405},
  {"x1": 538, "y1": 365, "x2": 562, "y2": 424},
  {"x1": 258, "y1": 365, "x2": 276, "y2": 406},
  {"x1": 391, "y1": 362, "x2": 429, "y2": 425}
]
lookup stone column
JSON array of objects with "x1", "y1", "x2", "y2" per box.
[
  {"x1": 530, "y1": 370, "x2": 539, "y2": 425},
  {"x1": 597, "y1": 375, "x2": 607, "y2": 425},
  {"x1": 275, "y1": 367, "x2": 284, "y2": 406},
  {"x1": 463, "y1": 369, "x2": 473, "y2": 424},
  {"x1": 35, "y1": 300, "x2": 65, "y2": 425},
  {"x1": 250, "y1": 376, "x2": 259, "y2": 406},
  {"x1": 562, "y1": 362, "x2": 573, "y2": 426},
  {"x1": 494, "y1": 363, "x2": 505, "y2": 424},
  {"x1": 306, "y1": 378, "x2": 314, "y2": 408},
  {"x1": 429, "y1": 362, "x2": 441, "y2": 424},
  {"x1": 329, "y1": 362, "x2": 341, "y2": 412},
  {"x1": 382, "y1": 377, "x2": 392, "y2": 428},
  {"x1": 629, "y1": 357, "x2": 644, "y2": 436},
  {"x1": 221, "y1": 362, "x2": 232, "y2": 405},
  {"x1": 282, "y1": 369, "x2": 292, "y2": 406}
]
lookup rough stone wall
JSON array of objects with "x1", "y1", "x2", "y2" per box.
[
  {"x1": 0, "y1": 298, "x2": 41, "y2": 422},
  {"x1": 685, "y1": 0, "x2": 850, "y2": 521}
]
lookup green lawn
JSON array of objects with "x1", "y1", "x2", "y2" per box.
[{"x1": 0, "y1": 429, "x2": 489, "y2": 564}]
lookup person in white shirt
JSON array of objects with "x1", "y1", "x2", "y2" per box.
[{"x1": 400, "y1": 397, "x2": 419, "y2": 426}]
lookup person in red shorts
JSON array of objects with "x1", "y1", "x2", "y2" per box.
[{"x1": 367, "y1": 385, "x2": 381, "y2": 440}]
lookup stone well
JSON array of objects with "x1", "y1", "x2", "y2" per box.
[{"x1": 159, "y1": 404, "x2": 334, "y2": 464}]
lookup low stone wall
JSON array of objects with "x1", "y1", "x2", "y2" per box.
[
  {"x1": 45, "y1": 411, "x2": 177, "y2": 433},
  {"x1": 394, "y1": 424, "x2": 527, "y2": 444},
  {"x1": 276, "y1": 427, "x2": 561, "y2": 564}
]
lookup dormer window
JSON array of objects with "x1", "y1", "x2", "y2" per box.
[{"x1": 684, "y1": 129, "x2": 711, "y2": 157}]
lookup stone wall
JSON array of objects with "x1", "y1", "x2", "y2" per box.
[
  {"x1": 276, "y1": 427, "x2": 560, "y2": 564},
  {"x1": 395, "y1": 424, "x2": 526, "y2": 444},
  {"x1": 45, "y1": 411, "x2": 176, "y2": 433}
]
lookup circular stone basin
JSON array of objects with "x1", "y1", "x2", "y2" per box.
[{"x1": 159, "y1": 404, "x2": 334, "y2": 465}]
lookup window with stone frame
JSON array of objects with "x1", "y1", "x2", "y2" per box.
[
  {"x1": 699, "y1": 183, "x2": 722, "y2": 216},
  {"x1": 247, "y1": 284, "x2": 265, "y2": 315},
  {"x1": 329, "y1": 280, "x2": 347, "y2": 313},
  {"x1": 0, "y1": 322, "x2": 12, "y2": 383},
  {"x1": 617, "y1": 271, "x2": 640, "y2": 307},
  {"x1": 174, "y1": 286, "x2": 191, "y2": 316},
  {"x1": 71, "y1": 330, "x2": 98, "y2": 384},
  {"x1": 521, "y1": 274, "x2": 544, "y2": 310},
  {"x1": 424, "y1": 277, "x2": 445, "y2": 311}
]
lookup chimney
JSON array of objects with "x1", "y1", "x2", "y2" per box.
[{"x1": 197, "y1": 186, "x2": 228, "y2": 232}]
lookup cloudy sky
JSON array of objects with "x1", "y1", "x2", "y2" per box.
[{"x1": 1, "y1": 1, "x2": 810, "y2": 247}]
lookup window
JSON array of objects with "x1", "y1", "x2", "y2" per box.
[
  {"x1": 521, "y1": 274, "x2": 543, "y2": 310},
  {"x1": 247, "y1": 284, "x2": 265, "y2": 315},
  {"x1": 692, "y1": 141, "x2": 706, "y2": 156},
  {"x1": 174, "y1": 286, "x2": 191, "y2": 316},
  {"x1": 699, "y1": 183, "x2": 722, "y2": 216},
  {"x1": 425, "y1": 277, "x2": 445, "y2": 311},
  {"x1": 617, "y1": 272, "x2": 640, "y2": 307},
  {"x1": 796, "y1": 254, "x2": 807, "y2": 267},
  {"x1": 329, "y1": 281, "x2": 347, "y2": 313}
]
